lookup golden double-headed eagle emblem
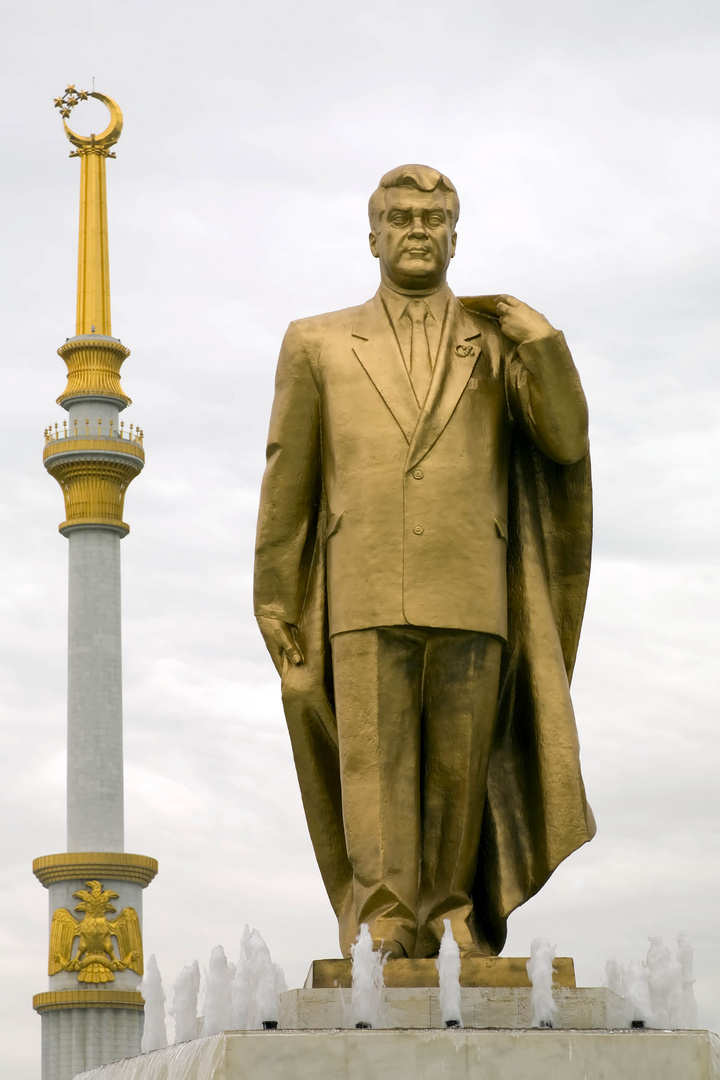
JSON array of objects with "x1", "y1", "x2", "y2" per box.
[{"x1": 49, "y1": 880, "x2": 143, "y2": 984}]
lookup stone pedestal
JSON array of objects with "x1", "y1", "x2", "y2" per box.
[
  {"x1": 280, "y1": 985, "x2": 624, "y2": 1030},
  {"x1": 74, "y1": 1027, "x2": 720, "y2": 1080}
]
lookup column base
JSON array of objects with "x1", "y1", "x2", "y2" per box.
[{"x1": 39, "y1": 1004, "x2": 142, "y2": 1080}]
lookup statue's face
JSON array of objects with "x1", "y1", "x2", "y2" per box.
[{"x1": 370, "y1": 187, "x2": 457, "y2": 290}]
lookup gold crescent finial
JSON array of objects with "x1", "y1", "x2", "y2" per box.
[
  {"x1": 54, "y1": 88, "x2": 123, "y2": 157},
  {"x1": 53, "y1": 86, "x2": 124, "y2": 334}
]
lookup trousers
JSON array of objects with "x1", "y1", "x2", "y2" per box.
[{"x1": 330, "y1": 625, "x2": 503, "y2": 958}]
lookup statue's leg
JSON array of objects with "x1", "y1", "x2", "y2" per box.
[
  {"x1": 330, "y1": 626, "x2": 424, "y2": 959},
  {"x1": 418, "y1": 631, "x2": 503, "y2": 958}
]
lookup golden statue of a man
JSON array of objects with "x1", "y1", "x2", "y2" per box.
[{"x1": 254, "y1": 164, "x2": 595, "y2": 960}]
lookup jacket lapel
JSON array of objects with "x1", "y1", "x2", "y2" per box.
[
  {"x1": 351, "y1": 294, "x2": 420, "y2": 444},
  {"x1": 407, "y1": 297, "x2": 484, "y2": 469}
]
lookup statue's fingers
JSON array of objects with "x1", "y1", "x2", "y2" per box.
[{"x1": 276, "y1": 625, "x2": 303, "y2": 665}]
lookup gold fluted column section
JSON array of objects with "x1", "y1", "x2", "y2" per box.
[{"x1": 76, "y1": 144, "x2": 111, "y2": 334}]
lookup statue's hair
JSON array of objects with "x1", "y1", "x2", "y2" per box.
[{"x1": 368, "y1": 164, "x2": 460, "y2": 231}]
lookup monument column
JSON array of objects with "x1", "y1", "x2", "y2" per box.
[{"x1": 33, "y1": 86, "x2": 157, "y2": 1080}]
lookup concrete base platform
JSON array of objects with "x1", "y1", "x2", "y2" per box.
[{"x1": 74, "y1": 1028, "x2": 720, "y2": 1080}]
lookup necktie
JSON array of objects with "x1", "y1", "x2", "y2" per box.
[{"x1": 404, "y1": 299, "x2": 432, "y2": 404}]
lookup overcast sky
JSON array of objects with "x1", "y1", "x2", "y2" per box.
[{"x1": 1, "y1": 0, "x2": 719, "y2": 1075}]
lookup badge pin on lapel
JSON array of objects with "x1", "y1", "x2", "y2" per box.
[{"x1": 455, "y1": 344, "x2": 475, "y2": 358}]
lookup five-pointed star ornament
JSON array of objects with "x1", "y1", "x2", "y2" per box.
[{"x1": 53, "y1": 86, "x2": 89, "y2": 115}]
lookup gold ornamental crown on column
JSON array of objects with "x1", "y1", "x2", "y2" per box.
[{"x1": 46, "y1": 86, "x2": 144, "y2": 535}]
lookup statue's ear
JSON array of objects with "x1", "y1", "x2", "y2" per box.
[{"x1": 368, "y1": 231, "x2": 379, "y2": 258}]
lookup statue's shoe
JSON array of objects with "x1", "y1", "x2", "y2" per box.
[
  {"x1": 373, "y1": 938, "x2": 408, "y2": 959},
  {"x1": 457, "y1": 941, "x2": 496, "y2": 959}
]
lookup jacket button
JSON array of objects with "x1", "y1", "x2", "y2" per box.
[
  {"x1": 413, "y1": 524, "x2": 424, "y2": 535},
  {"x1": 412, "y1": 469, "x2": 424, "y2": 480}
]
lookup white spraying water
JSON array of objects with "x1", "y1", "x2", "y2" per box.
[
  {"x1": 623, "y1": 959, "x2": 653, "y2": 1026},
  {"x1": 231, "y1": 925, "x2": 252, "y2": 1029},
  {"x1": 351, "y1": 924, "x2": 385, "y2": 1028},
  {"x1": 246, "y1": 929, "x2": 282, "y2": 1027},
  {"x1": 677, "y1": 933, "x2": 698, "y2": 1028},
  {"x1": 436, "y1": 920, "x2": 462, "y2": 1027},
  {"x1": 605, "y1": 958, "x2": 631, "y2": 1027},
  {"x1": 646, "y1": 936, "x2": 683, "y2": 1028},
  {"x1": 141, "y1": 954, "x2": 168, "y2": 1052},
  {"x1": 606, "y1": 932, "x2": 698, "y2": 1030},
  {"x1": 605, "y1": 958, "x2": 624, "y2": 999},
  {"x1": 274, "y1": 961, "x2": 288, "y2": 996},
  {"x1": 170, "y1": 959, "x2": 201, "y2": 1043},
  {"x1": 202, "y1": 945, "x2": 234, "y2": 1036},
  {"x1": 527, "y1": 937, "x2": 557, "y2": 1028}
]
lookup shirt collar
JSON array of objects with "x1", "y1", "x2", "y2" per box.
[{"x1": 379, "y1": 282, "x2": 452, "y2": 327}]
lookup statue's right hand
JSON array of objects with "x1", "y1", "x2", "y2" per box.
[{"x1": 256, "y1": 616, "x2": 304, "y2": 676}]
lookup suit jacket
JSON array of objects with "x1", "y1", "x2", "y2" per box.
[{"x1": 254, "y1": 290, "x2": 588, "y2": 639}]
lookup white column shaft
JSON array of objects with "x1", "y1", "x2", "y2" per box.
[{"x1": 67, "y1": 527, "x2": 124, "y2": 852}]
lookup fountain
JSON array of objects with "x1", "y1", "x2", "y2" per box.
[
  {"x1": 350, "y1": 924, "x2": 385, "y2": 1029},
  {"x1": 202, "y1": 945, "x2": 234, "y2": 1035},
  {"x1": 141, "y1": 954, "x2": 168, "y2": 1052},
  {"x1": 246, "y1": 929, "x2": 283, "y2": 1028},
  {"x1": 527, "y1": 938, "x2": 557, "y2": 1028},
  {"x1": 232, "y1": 926, "x2": 253, "y2": 1028},
  {"x1": 623, "y1": 959, "x2": 653, "y2": 1028},
  {"x1": 646, "y1": 936, "x2": 683, "y2": 1027},
  {"x1": 677, "y1": 933, "x2": 698, "y2": 1028},
  {"x1": 169, "y1": 959, "x2": 201, "y2": 1043},
  {"x1": 71, "y1": 930, "x2": 716, "y2": 1079},
  {"x1": 436, "y1": 920, "x2": 462, "y2": 1028},
  {"x1": 604, "y1": 933, "x2": 698, "y2": 1030}
]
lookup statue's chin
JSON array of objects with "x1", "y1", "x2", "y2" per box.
[{"x1": 386, "y1": 266, "x2": 445, "y2": 291}]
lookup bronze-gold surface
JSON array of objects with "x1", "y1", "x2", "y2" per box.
[
  {"x1": 48, "y1": 880, "x2": 143, "y2": 983},
  {"x1": 33, "y1": 853, "x2": 158, "y2": 888},
  {"x1": 47, "y1": 87, "x2": 144, "y2": 533},
  {"x1": 307, "y1": 956, "x2": 576, "y2": 990},
  {"x1": 43, "y1": 436, "x2": 144, "y2": 535},
  {"x1": 54, "y1": 87, "x2": 123, "y2": 336},
  {"x1": 33, "y1": 990, "x2": 144, "y2": 1014},
  {"x1": 254, "y1": 164, "x2": 594, "y2": 960},
  {"x1": 56, "y1": 337, "x2": 131, "y2": 406}
]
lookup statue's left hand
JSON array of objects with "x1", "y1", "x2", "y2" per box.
[
  {"x1": 495, "y1": 294, "x2": 555, "y2": 345},
  {"x1": 256, "y1": 616, "x2": 304, "y2": 676}
]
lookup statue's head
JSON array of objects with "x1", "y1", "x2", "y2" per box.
[{"x1": 368, "y1": 164, "x2": 459, "y2": 291}]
